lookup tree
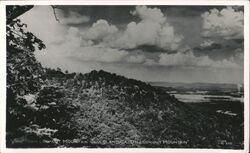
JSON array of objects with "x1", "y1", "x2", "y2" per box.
[
  {"x1": 6, "y1": 6, "x2": 33, "y2": 24},
  {"x1": 6, "y1": 5, "x2": 48, "y2": 147},
  {"x1": 6, "y1": 6, "x2": 79, "y2": 147}
]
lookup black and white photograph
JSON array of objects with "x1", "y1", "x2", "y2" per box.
[{"x1": 1, "y1": 1, "x2": 249, "y2": 152}]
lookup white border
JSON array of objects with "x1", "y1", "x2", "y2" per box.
[
  {"x1": 0, "y1": 1, "x2": 249, "y2": 153},
  {"x1": 243, "y1": 2, "x2": 250, "y2": 153}
]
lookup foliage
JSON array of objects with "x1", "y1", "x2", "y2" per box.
[
  {"x1": 6, "y1": 6, "x2": 46, "y2": 137},
  {"x1": 41, "y1": 69, "x2": 244, "y2": 148},
  {"x1": 6, "y1": 6, "x2": 78, "y2": 147}
]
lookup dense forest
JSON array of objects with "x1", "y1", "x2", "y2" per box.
[{"x1": 6, "y1": 6, "x2": 243, "y2": 148}]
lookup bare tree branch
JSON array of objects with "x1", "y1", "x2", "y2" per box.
[{"x1": 51, "y1": 5, "x2": 60, "y2": 22}]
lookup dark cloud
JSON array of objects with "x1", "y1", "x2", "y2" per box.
[
  {"x1": 126, "y1": 45, "x2": 177, "y2": 53},
  {"x1": 56, "y1": 6, "x2": 231, "y2": 26},
  {"x1": 56, "y1": 6, "x2": 136, "y2": 26},
  {"x1": 233, "y1": 38, "x2": 244, "y2": 45},
  {"x1": 232, "y1": 6, "x2": 244, "y2": 12},
  {"x1": 194, "y1": 43, "x2": 222, "y2": 51},
  {"x1": 193, "y1": 39, "x2": 243, "y2": 60},
  {"x1": 160, "y1": 6, "x2": 226, "y2": 17}
]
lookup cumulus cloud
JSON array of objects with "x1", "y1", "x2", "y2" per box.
[
  {"x1": 21, "y1": 6, "x2": 242, "y2": 71},
  {"x1": 19, "y1": 5, "x2": 243, "y2": 84},
  {"x1": 200, "y1": 40, "x2": 215, "y2": 47},
  {"x1": 57, "y1": 27, "x2": 128, "y2": 63},
  {"x1": 108, "y1": 6, "x2": 183, "y2": 50},
  {"x1": 68, "y1": 6, "x2": 183, "y2": 51},
  {"x1": 112, "y1": 21, "x2": 162, "y2": 48},
  {"x1": 58, "y1": 10, "x2": 90, "y2": 24},
  {"x1": 82, "y1": 19, "x2": 118, "y2": 41},
  {"x1": 158, "y1": 51, "x2": 240, "y2": 68},
  {"x1": 201, "y1": 7, "x2": 243, "y2": 39},
  {"x1": 130, "y1": 6, "x2": 166, "y2": 23}
]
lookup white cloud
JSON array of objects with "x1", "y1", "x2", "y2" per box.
[
  {"x1": 130, "y1": 6, "x2": 166, "y2": 24},
  {"x1": 19, "y1": 6, "x2": 241, "y2": 69},
  {"x1": 200, "y1": 40, "x2": 215, "y2": 47},
  {"x1": 32, "y1": 25, "x2": 129, "y2": 66},
  {"x1": 158, "y1": 52, "x2": 240, "y2": 68},
  {"x1": 82, "y1": 19, "x2": 118, "y2": 41},
  {"x1": 61, "y1": 6, "x2": 183, "y2": 51},
  {"x1": 20, "y1": 8, "x2": 139, "y2": 65},
  {"x1": 109, "y1": 6, "x2": 183, "y2": 50},
  {"x1": 51, "y1": 27, "x2": 128, "y2": 63},
  {"x1": 17, "y1": 5, "x2": 243, "y2": 84},
  {"x1": 112, "y1": 21, "x2": 161, "y2": 49},
  {"x1": 201, "y1": 7, "x2": 243, "y2": 39}
]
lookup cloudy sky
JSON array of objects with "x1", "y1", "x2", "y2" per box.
[{"x1": 19, "y1": 5, "x2": 244, "y2": 83}]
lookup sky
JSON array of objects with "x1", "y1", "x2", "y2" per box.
[{"x1": 19, "y1": 5, "x2": 244, "y2": 84}]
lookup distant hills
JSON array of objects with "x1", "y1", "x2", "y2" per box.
[{"x1": 148, "y1": 81, "x2": 242, "y2": 91}]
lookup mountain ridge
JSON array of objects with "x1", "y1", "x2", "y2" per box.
[{"x1": 42, "y1": 68, "x2": 243, "y2": 148}]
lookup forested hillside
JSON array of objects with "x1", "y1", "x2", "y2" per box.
[{"x1": 6, "y1": 6, "x2": 243, "y2": 149}]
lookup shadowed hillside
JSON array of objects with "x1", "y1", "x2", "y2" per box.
[{"x1": 38, "y1": 69, "x2": 243, "y2": 148}]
